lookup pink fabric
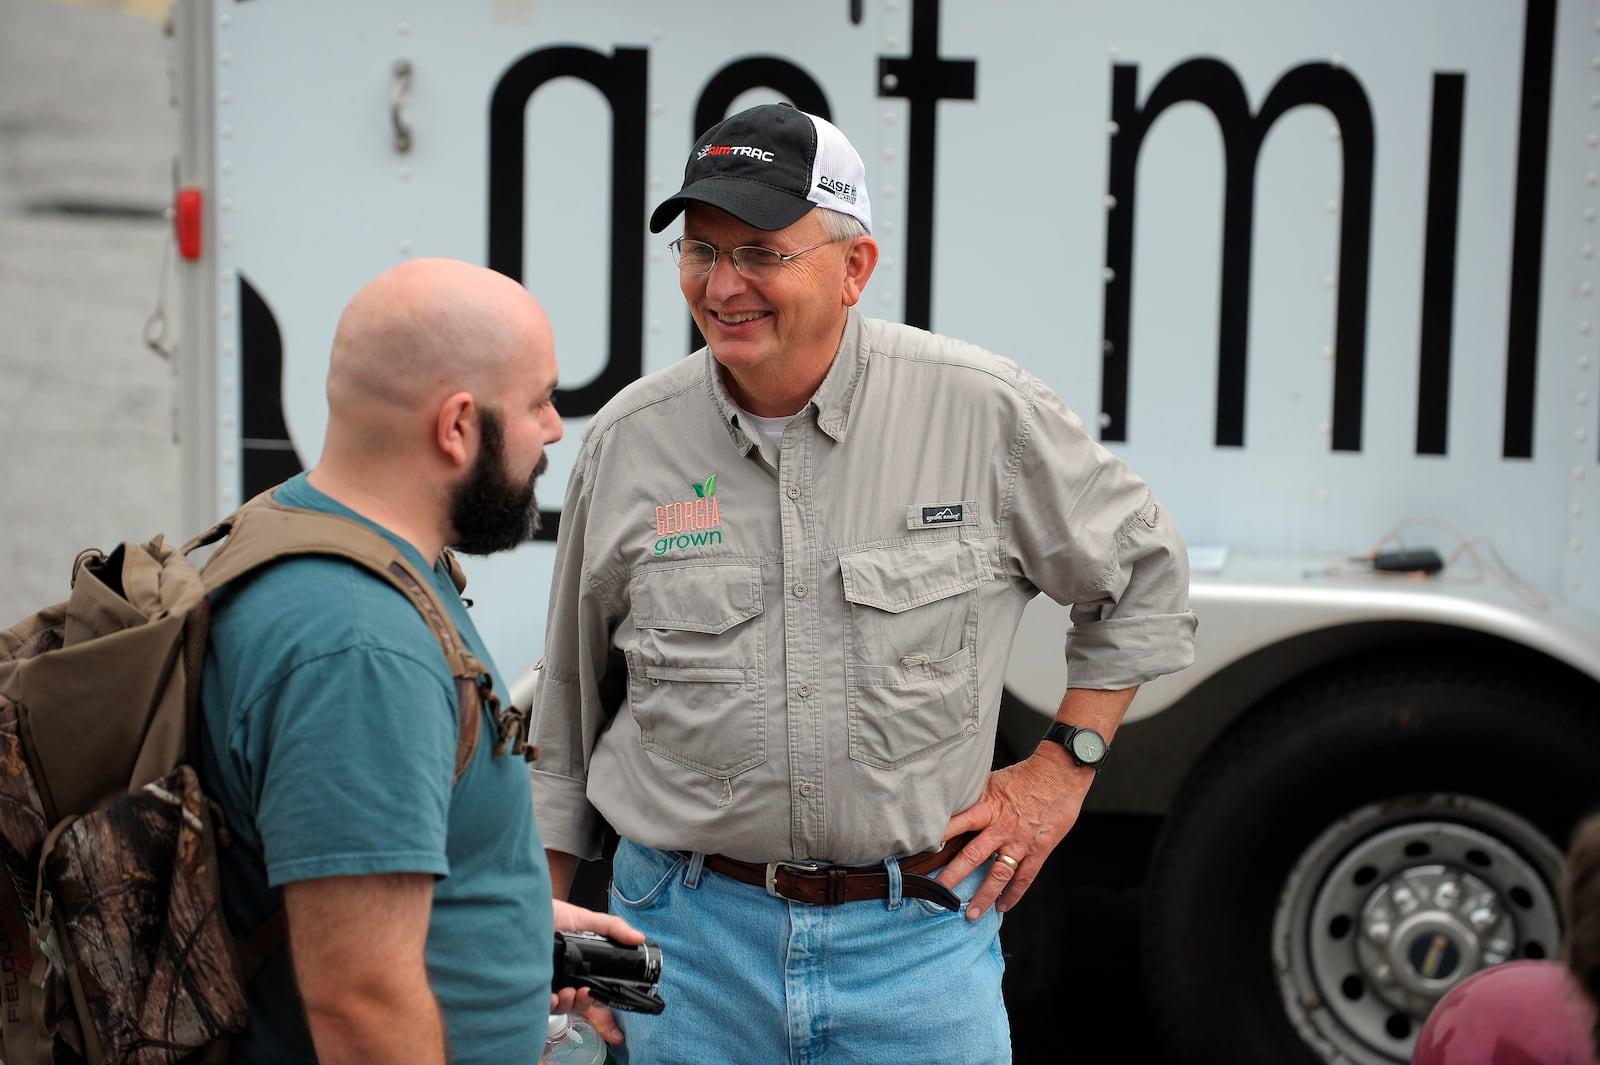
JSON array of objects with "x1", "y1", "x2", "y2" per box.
[{"x1": 1414, "y1": 961, "x2": 1600, "y2": 1065}]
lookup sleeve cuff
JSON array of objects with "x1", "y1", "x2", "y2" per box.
[
  {"x1": 1065, "y1": 611, "x2": 1198, "y2": 688},
  {"x1": 530, "y1": 768, "x2": 606, "y2": 861}
]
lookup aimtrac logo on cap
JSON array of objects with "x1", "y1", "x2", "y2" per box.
[{"x1": 697, "y1": 145, "x2": 776, "y2": 162}]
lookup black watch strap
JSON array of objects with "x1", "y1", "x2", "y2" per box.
[{"x1": 1043, "y1": 721, "x2": 1110, "y2": 769}]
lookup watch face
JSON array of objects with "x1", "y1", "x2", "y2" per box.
[{"x1": 1070, "y1": 728, "x2": 1108, "y2": 764}]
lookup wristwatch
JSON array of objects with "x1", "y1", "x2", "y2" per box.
[{"x1": 1043, "y1": 722, "x2": 1110, "y2": 769}]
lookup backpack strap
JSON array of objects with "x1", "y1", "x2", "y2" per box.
[{"x1": 185, "y1": 490, "x2": 538, "y2": 780}]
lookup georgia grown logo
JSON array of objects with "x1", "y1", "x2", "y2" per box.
[{"x1": 653, "y1": 474, "x2": 723, "y2": 556}]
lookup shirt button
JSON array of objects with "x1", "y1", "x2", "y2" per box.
[
  {"x1": 798, "y1": 782, "x2": 815, "y2": 798},
  {"x1": 786, "y1": 484, "x2": 801, "y2": 500},
  {"x1": 797, "y1": 683, "x2": 811, "y2": 698},
  {"x1": 792, "y1": 582, "x2": 808, "y2": 598}
]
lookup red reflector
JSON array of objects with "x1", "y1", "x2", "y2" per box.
[{"x1": 175, "y1": 187, "x2": 203, "y2": 260}]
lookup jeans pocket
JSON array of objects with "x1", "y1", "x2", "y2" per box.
[
  {"x1": 914, "y1": 861, "x2": 993, "y2": 917},
  {"x1": 608, "y1": 842, "x2": 687, "y2": 911}
]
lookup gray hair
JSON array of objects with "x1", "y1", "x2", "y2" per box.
[{"x1": 817, "y1": 208, "x2": 868, "y2": 243}]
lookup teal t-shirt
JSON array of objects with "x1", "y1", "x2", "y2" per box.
[{"x1": 199, "y1": 474, "x2": 552, "y2": 1064}]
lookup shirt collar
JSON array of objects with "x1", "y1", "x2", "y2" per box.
[
  {"x1": 810, "y1": 309, "x2": 866, "y2": 443},
  {"x1": 704, "y1": 354, "x2": 758, "y2": 456},
  {"x1": 702, "y1": 309, "x2": 868, "y2": 449}
]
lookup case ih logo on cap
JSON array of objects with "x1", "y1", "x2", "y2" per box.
[
  {"x1": 697, "y1": 144, "x2": 776, "y2": 162},
  {"x1": 816, "y1": 175, "x2": 857, "y2": 203}
]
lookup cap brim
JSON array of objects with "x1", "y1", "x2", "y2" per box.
[{"x1": 648, "y1": 177, "x2": 816, "y2": 234}]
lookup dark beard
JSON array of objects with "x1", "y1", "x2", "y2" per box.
[{"x1": 448, "y1": 407, "x2": 546, "y2": 556}]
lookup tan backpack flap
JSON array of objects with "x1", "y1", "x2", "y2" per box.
[{"x1": 2, "y1": 542, "x2": 206, "y2": 826}]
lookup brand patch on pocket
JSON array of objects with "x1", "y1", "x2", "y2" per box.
[{"x1": 906, "y1": 501, "x2": 977, "y2": 529}]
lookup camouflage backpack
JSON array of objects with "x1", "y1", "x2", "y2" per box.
[{"x1": 0, "y1": 490, "x2": 529, "y2": 1065}]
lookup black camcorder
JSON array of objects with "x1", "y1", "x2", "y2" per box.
[{"x1": 552, "y1": 930, "x2": 666, "y2": 1014}]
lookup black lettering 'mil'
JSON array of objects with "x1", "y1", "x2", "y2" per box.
[{"x1": 1102, "y1": 59, "x2": 1375, "y2": 451}]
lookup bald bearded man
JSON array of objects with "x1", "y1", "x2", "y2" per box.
[{"x1": 198, "y1": 259, "x2": 637, "y2": 1065}]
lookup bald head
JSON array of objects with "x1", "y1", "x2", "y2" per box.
[
  {"x1": 326, "y1": 258, "x2": 552, "y2": 425},
  {"x1": 307, "y1": 258, "x2": 563, "y2": 559}
]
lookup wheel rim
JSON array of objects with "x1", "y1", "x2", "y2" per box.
[{"x1": 1272, "y1": 794, "x2": 1564, "y2": 1065}]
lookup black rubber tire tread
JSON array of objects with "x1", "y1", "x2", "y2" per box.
[{"x1": 1140, "y1": 659, "x2": 1600, "y2": 1065}]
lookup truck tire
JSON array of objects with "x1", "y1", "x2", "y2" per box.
[{"x1": 1140, "y1": 664, "x2": 1598, "y2": 1065}]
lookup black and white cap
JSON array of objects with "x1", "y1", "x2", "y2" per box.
[{"x1": 649, "y1": 102, "x2": 872, "y2": 234}]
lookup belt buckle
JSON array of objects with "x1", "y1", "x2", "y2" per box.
[{"x1": 764, "y1": 859, "x2": 821, "y2": 901}]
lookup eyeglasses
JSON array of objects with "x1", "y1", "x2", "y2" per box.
[{"x1": 668, "y1": 237, "x2": 844, "y2": 281}]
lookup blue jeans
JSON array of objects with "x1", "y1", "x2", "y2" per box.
[{"x1": 607, "y1": 839, "x2": 1010, "y2": 1065}]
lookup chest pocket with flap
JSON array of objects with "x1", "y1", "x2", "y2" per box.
[
  {"x1": 626, "y1": 562, "x2": 765, "y2": 778},
  {"x1": 838, "y1": 537, "x2": 987, "y2": 770}
]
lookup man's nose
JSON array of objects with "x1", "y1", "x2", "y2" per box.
[{"x1": 704, "y1": 251, "x2": 748, "y2": 297}]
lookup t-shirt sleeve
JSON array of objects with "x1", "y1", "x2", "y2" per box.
[{"x1": 236, "y1": 645, "x2": 458, "y2": 887}]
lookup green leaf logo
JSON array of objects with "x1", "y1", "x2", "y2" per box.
[{"x1": 691, "y1": 473, "x2": 718, "y2": 498}]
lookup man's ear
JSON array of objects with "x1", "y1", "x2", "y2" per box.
[
  {"x1": 840, "y1": 235, "x2": 880, "y2": 308},
  {"x1": 436, "y1": 391, "x2": 477, "y2": 469}
]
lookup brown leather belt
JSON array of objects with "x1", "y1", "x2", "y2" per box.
[{"x1": 697, "y1": 832, "x2": 976, "y2": 912}]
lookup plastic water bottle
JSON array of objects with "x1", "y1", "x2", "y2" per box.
[{"x1": 543, "y1": 1014, "x2": 612, "y2": 1065}]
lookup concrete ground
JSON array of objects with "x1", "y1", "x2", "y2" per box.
[{"x1": 0, "y1": 0, "x2": 179, "y2": 626}]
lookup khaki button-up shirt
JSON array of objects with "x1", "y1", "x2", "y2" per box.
[{"x1": 532, "y1": 311, "x2": 1196, "y2": 865}]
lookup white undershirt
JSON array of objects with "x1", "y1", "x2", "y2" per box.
[{"x1": 738, "y1": 410, "x2": 795, "y2": 449}]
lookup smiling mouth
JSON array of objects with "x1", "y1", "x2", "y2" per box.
[{"x1": 713, "y1": 310, "x2": 769, "y2": 325}]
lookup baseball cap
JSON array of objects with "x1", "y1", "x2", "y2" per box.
[{"x1": 649, "y1": 102, "x2": 872, "y2": 235}]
